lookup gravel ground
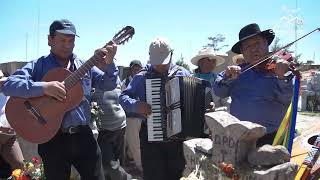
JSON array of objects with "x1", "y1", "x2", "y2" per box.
[{"x1": 296, "y1": 112, "x2": 320, "y2": 132}]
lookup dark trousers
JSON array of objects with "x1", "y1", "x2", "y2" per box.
[
  {"x1": 140, "y1": 124, "x2": 186, "y2": 180},
  {"x1": 38, "y1": 125, "x2": 105, "y2": 180},
  {"x1": 97, "y1": 128, "x2": 131, "y2": 180},
  {"x1": 0, "y1": 155, "x2": 11, "y2": 178}
]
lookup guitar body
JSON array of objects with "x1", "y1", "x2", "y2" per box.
[
  {"x1": 291, "y1": 123, "x2": 320, "y2": 179},
  {"x1": 5, "y1": 68, "x2": 84, "y2": 144}
]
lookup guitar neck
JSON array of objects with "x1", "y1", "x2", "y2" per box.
[
  {"x1": 296, "y1": 135, "x2": 320, "y2": 180},
  {"x1": 64, "y1": 40, "x2": 114, "y2": 91},
  {"x1": 64, "y1": 55, "x2": 100, "y2": 91}
]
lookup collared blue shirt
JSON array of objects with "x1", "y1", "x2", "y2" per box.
[
  {"x1": 119, "y1": 64, "x2": 190, "y2": 115},
  {"x1": 213, "y1": 67, "x2": 293, "y2": 133},
  {"x1": 2, "y1": 52, "x2": 118, "y2": 128}
]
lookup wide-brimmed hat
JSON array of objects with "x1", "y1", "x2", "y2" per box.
[
  {"x1": 232, "y1": 54, "x2": 244, "y2": 64},
  {"x1": 231, "y1": 23, "x2": 275, "y2": 54},
  {"x1": 191, "y1": 47, "x2": 225, "y2": 66}
]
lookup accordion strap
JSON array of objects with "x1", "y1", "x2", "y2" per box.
[{"x1": 168, "y1": 65, "x2": 181, "y2": 78}]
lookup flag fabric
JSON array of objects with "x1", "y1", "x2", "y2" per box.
[{"x1": 272, "y1": 76, "x2": 300, "y2": 154}]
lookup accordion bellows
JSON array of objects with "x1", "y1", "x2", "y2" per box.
[{"x1": 146, "y1": 76, "x2": 211, "y2": 142}]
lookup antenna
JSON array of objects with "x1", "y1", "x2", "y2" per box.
[
  {"x1": 37, "y1": 0, "x2": 40, "y2": 56},
  {"x1": 26, "y1": 33, "x2": 28, "y2": 61}
]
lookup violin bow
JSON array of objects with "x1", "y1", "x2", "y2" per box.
[{"x1": 241, "y1": 28, "x2": 320, "y2": 75}]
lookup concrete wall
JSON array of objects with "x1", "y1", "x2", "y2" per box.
[{"x1": 0, "y1": 61, "x2": 27, "y2": 75}]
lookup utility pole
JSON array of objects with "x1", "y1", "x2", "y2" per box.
[
  {"x1": 294, "y1": 0, "x2": 298, "y2": 57},
  {"x1": 26, "y1": 33, "x2": 28, "y2": 61},
  {"x1": 37, "y1": 0, "x2": 40, "y2": 56}
]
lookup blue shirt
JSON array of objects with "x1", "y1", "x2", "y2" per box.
[
  {"x1": 2, "y1": 52, "x2": 118, "y2": 128},
  {"x1": 213, "y1": 67, "x2": 293, "y2": 133},
  {"x1": 119, "y1": 64, "x2": 191, "y2": 115},
  {"x1": 194, "y1": 72, "x2": 217, "y2": 85}
]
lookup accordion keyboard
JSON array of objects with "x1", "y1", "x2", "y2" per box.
[{"x1": 146, "y1": 78, "x2": 164, "y2": 141}]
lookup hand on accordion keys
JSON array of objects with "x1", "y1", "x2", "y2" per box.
[{"x1": 137, "y1": 101, "x2": 152, "y2": 118}]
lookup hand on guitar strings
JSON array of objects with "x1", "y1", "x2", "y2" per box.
[
  {"x1": 43, "y1": 81, "x2": 66, "y2": 102},
  {"x1": 94, "y1": 43, "x2": 118, "y2": 70},
  {"x1": 137, "y1": 101, "x2": 152, "y2": 118}
]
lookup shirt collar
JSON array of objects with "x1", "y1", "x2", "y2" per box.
[{"x1": 49, "y1": 51, "x2": 78, "y2": 68}]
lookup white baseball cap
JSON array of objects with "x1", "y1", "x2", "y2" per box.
[{"x1": 149, "y1": 37, "x2": 172, "y2": 65}]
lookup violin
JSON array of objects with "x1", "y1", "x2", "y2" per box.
[{"x1": 240, "y1": 28, "x2": 320, "y2": 79}]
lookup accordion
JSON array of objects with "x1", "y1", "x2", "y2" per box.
[{"x1": 146, "y1": 76, "x2": 211, "y2": 142}]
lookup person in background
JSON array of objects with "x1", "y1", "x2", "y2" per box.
[
  {"x1": 232, "y1": 54, "x2": 245, "y2": 65},
  {"x1": 122, "y1": 60, "x2": 144, "y2": 173},
  {"x1": 2, "y1": 19, "x2": 118, "y2": 180},
  {"x1": 191, "y1": 47, "x2": 228, "y2": 111},
  {"x1": 121, "y1": 60, "x2": 143, "y2": 91},
  {"x1": 120, "y1": 37, "x2": 189, "y2": 180},
  {"x1": 213, "y1": 23, "x2": 293, "y2": 146},
  {"x1": 92, "y1": 76, "x2": 132, "y2": 180},
  {"x1": 0, "y1": 72, "x2": 24, "y2": 177}
]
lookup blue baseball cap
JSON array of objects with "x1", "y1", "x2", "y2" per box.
[{"x1": 49, "y1": 19, "x2": 79, "y2": 37}]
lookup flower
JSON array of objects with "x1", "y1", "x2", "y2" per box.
[
  {"x1": 11, "y1": 169, "x2": 22, "y2": 178},
  {"x1": 218, "y1": 162, "x2": 239, "y2": 180},
  {"x1": 10, "y1": 157, "x2": 45, "y2": 180}
]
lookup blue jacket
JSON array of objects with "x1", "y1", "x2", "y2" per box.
[
  {"x1": 2, "y1": 52, "x2": 118, "y2": 128},
  {"x1": 119, "y1": 64, "x2": 190, "y2": 116},
  {"x1": 213, "y1": 67, "x2": 293, "y2": 133}
]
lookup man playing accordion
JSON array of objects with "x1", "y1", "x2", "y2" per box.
[{"x1": 120, "y1": 37, "x2": 190, "y2": 180}]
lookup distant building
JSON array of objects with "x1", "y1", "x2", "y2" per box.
[
  {"x1": 0, "y1": 61, "x2": 27, "y2": 75},
  {"x1": 0, "y1": 61, "x2": 131, "y2": 80},
  {"x1": 299, "y1": 64, "x2": 320, "y2": 71}
]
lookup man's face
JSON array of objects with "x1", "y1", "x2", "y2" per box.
[
  {"x1": 198, "y1": 58, "x2": 216, "y2": 73},
  {"x1": 240, "y1": 35, "x2": 268, "y2": 63},
  {"x1": 130, "y1": 64, "x2": 142, "y2": 76},
  {"x1": 48, "y1": 32, "x2": 75, "y2": 62}
]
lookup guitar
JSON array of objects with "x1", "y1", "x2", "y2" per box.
[
  {"x1": 291, "y1": 123, "x2": 320, "y2": 179},
  {"x1": 5, "y1": 26, "x2": 135, "y2": 144}
]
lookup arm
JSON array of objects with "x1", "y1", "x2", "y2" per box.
[
  {"x1": 273, "y1": 59, "x2": 294, "y2": 105},
  {"x1": 119, "y1": 75, "x2": 144, "y2": 114},
  {"x1": 2, "y1": 61, "x2": 45, "y2": 98},
  {"x1": 274, "y1": 79, "x2": 293, "y2": 105},
  {"x1": 212, "y1": 71, "x2": 232, "y2": 98},
  {"x1": 91, "y1": 62, "x2": 118, "y2": 91}
]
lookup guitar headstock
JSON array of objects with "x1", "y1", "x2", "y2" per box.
[{"x1": 112, "y1": 26, "x2": 135, "y2": 45}]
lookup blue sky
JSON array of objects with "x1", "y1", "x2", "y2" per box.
[{"x1": 1, "y1": 0, "x2": 319, "y2": 69}]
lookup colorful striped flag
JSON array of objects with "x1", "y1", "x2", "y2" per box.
[{"x1": 272, "y1": 76, "x2": 300, "y2": 154}]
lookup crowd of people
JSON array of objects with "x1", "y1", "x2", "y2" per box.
[{"x1": 0, "y1": 19, "x2": 294, "y2": 180}]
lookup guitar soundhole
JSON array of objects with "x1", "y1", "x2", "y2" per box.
[
  {"x1": 23, "y1": 101, "x2": 47, "y2": 125},
  {"x1": 308, "y1": 135, "x2": 318, "y2": 145}
]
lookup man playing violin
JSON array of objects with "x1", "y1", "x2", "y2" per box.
[{"x1": 213, "y1": 23, "x2": 293, "y2": 146}]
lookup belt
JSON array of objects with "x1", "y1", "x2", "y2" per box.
[{"x1": 61, "y1": 125, "x2": 87, "y2": 134}]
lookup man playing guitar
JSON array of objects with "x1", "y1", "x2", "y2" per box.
[{"x1": 2, "y1": 19, "x2": 118, "y2": 180}]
